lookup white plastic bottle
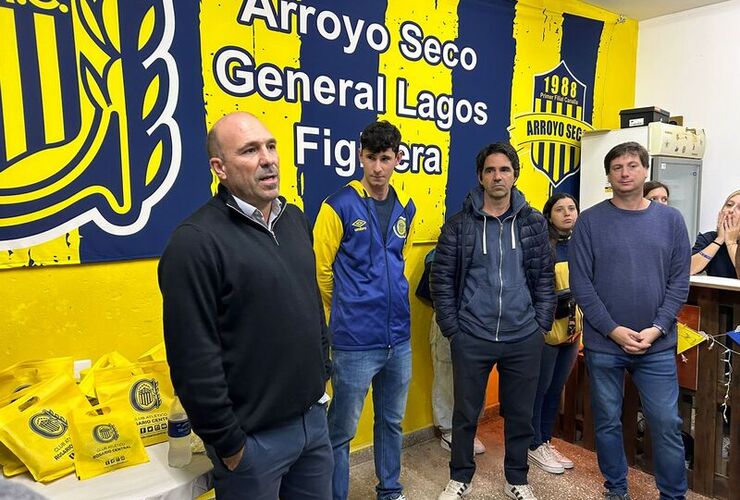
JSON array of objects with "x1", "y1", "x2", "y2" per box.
[{"x1": 167, "y1": 395, "x2": 193, "y2": 467}]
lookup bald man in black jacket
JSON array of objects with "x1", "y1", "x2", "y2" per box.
[{"x1": 159, "y1": 112, "x2": 332, "y2": 500}]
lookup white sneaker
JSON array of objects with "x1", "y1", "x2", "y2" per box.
[
  {"x1": 473, "y1": 436, "x2": 486, "y2": 455},
  {"x1": 504, "y1": 482, "x2": 538, "y2": 500},
  {"x1": 527, "y1": 444, "x2": 564, "y2": 474},
  {"x1": 438, "y1": 480, "x2": 471, "y2": 499},
  {"x1": 439, "y1": 433, "x2": 485, "y2": 455},
  {"x1": 547, "y1": 441, "x2": 573, "y2": 469}
]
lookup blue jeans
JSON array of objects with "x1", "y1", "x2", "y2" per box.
[
  {"x1": 328, "y1": 341, "x2": 412, "y2": 500},
  {"x1": 586, "y1": 349, "x2": 687, "y2": 500},
  {"x1": 205, "y1": 403, "x2": 333, "y2": 500},
  {"x1": 531, "y1": 341, "x2": 579, "y2": 448}
]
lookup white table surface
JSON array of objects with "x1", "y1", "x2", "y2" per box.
[
  {"x1": 4, "y1": 442, "x2": 213, "y2": 500},
  {"x1": 690, "y1": 274, "x2": 740, "y2": 292}
]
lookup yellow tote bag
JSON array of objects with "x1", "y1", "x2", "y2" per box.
[
  {"x1": 0, "y1": 373, "x2": 90, "y2": 482},
  {"x1": 94, "y1": 361, "x2": 175, "y2": 446},
  {"x1": 69, "y1": 397, "x2": 149, "y2": 480},
  {"x1": 137, "y1": 342, "x2": 167, "y2": 362},
  {"x1": 0, "y1": 357, "x2": 73, "y2": 398},
  {"x1": 78, "y1": 351, "x2": 132, "y2": 400}
]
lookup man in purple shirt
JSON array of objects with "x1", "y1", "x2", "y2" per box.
[{"x1": 569, "y1": 142, "x2": 690, "y2": 500}]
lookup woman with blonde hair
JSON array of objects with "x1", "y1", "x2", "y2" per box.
[{"x1": 691, "y1": 189, "x2": 740, "y2": 277}]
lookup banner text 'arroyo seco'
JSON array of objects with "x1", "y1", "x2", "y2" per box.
[
  {"x1": 238, "y1": 0, "x2": 478, "y2": 68},
  {"x1": 214, "y1": 0, "x2": 488, "y2": 135}
]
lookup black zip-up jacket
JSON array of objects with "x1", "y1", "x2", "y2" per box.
[
  {"x1": 158, "y1": 186, "x2": 331, "y2": 458},
  {"x1": 430, "y1": 186, "x2": 555, "y2": 339}
]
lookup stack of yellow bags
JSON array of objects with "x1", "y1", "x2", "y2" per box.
[{"x1": 0, "y1": 343, "x2": 184, "y2": 482}]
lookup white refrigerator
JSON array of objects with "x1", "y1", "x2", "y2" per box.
[{"x1": 579, "y1": 123, "x2": 705, "y2": 239}]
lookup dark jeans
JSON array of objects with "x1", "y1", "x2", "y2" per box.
[
  {"x1": 206, "y1": 403, "x2": 333, "y2": 500},
  {"x1": 450, "y1": 331, "x2": 543, "y2": 485},
  {"x1": 531, "y1": 340, "x2": 580, "y2": 448}
]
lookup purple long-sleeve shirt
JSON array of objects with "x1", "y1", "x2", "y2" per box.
[{"x1": 569, "y1": 200, "x2": 691, "y2": 355}]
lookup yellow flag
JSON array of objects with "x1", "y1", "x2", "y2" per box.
[
  {"x1": 677, "y1": 322, "x2": 706, "y2": 354},
  {"x1": 195, "y1": 489, "x2": 216, "y2": 500}
]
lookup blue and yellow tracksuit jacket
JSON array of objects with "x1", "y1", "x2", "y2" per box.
[{"x1": 314, "y1": 180, "x2": 416, "y2": 351}]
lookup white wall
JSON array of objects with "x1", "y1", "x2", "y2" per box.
[{"x1": 635, "y1": 0, "x2": 740, "y2": 233}]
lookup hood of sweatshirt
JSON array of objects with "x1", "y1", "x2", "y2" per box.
[
  {"x1": 464, "y1": 185, "x2": 529, "y2": 255},
  {"x1": 457, "y1": 185, "x2": 539, "y2": 341}
]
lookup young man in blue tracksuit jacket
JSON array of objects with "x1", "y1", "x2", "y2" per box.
[
  {"x1": 314, "y1": 121, "x2": 416, "y2": 500},
  {"x1": 431, "y1": 142, "x2": 555, "y2": 500}
]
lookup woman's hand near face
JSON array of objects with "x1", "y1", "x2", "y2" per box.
[
  {"x1": 726, "y1": 213, "x2": 740, "y2": 245},
  {"x1": 716, "y1": 210, "x2": 727, "y2": 244}
]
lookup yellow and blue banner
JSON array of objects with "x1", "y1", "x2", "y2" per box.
[{"x1": 0, "y1": 0, "x2": 636, "y2": 268}]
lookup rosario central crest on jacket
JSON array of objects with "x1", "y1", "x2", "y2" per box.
[
  {"x1": 509, "y1": 61, "x2": 593, "y2": 187},
  {"x1": 0, "y1": 0, "x2": 180, "y2": 249}
]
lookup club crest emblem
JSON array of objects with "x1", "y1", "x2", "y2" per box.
[
  {"x1": 393, "y1": 216, "x2": 407, "y2": 239},
  {"x1": 129, "y1": 378, "x2": 161, "y2": 412},
  {"x1": 0, "y1": 0, "x2": 180, "y2": 249},
  {"x1": 93, "y1": 423, "x2": 119, "y2": 443},
  {"x1": 29, "y1": 409, "x2": 68, "y2": 438},
  {"x1": 508, "y1": 61, "x2": 593, "y2": 187}
]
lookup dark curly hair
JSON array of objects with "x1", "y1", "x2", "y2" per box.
[{"x1": 360, "y1": 120, "x2": 402, "y2": 154}]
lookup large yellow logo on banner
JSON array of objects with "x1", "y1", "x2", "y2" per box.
[
  {"x1": 509, "y1": 61, "x2": 593, "y2": 187},
  {"x1": 0, "y1": 0, "x2": 180, "y2": 249}
]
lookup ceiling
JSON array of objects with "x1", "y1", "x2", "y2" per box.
[{"x1": 584, "y1": 0, "x2": 730, "y2": 20}]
